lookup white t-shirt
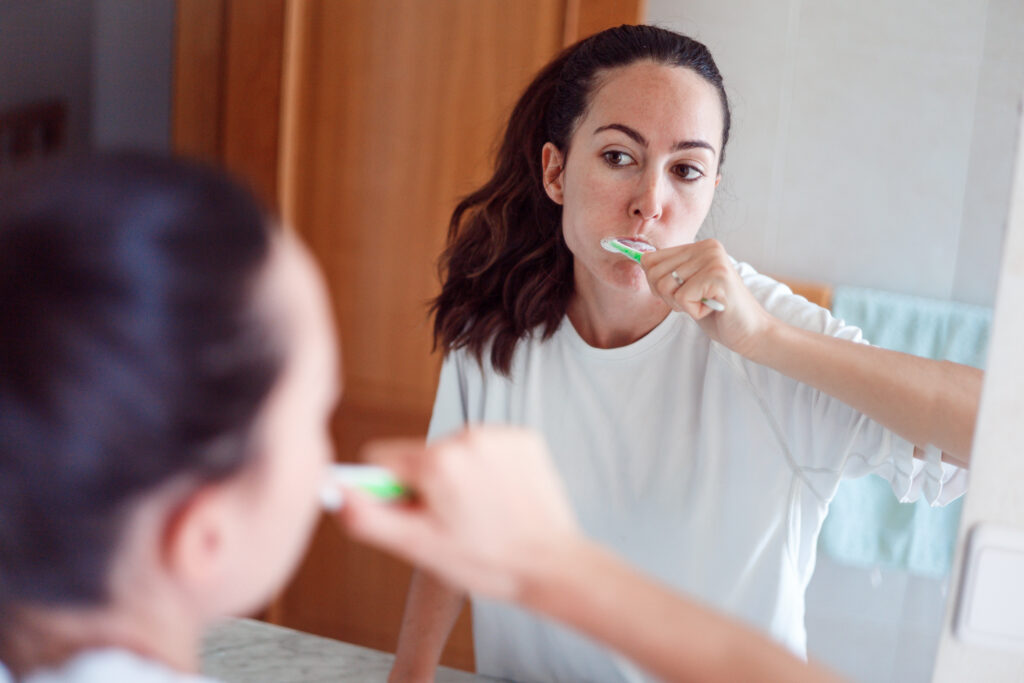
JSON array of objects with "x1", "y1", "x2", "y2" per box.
[
  {"x1": 427, "y1": 262, "x2": 967, "y2": 683},
  {"x1": 1, "y1": 650, "x2": 218, "y2": 683}
]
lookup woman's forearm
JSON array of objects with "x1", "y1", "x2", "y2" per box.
[
  {"x1": 519, "y1": 537, "x2": 840, "y2": 683},
  {"x1": 389, "y1": 570, "x2": 467, "y2": 682},
  {"x1": 751, "y1": 320, "x2": 982, "y2": 465},
  {"x1": 641, "y1": 242, "x2": 981, "y2": 466}
]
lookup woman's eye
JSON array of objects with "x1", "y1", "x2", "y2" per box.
[
  {"x1": 602, "y1": 150, "x2": 635, "y2": 167},
  {"x1": 674, "y1": 164, "x2": 704, "y2": 181}
]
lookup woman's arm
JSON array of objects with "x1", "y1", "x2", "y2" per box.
[
  {"x1": 642, "y1": 239, "x2": 982, "y2": 466},
  {"x1": 386, "y1": 351, "x2": 474, "y2": 682},
  {"x1": 523, "y1": 535, "x2": 840, "y2": 683},
  {"x1": 749, "y1": 322, "x2": 980, "y2": 467},
  {"x1": 338, "y1": 427, "x2": 841, "y2": 683},
  {"x1": 389, "y1": 571, "x2": 466, "y2": 683}
]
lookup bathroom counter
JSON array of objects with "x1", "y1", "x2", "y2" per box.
[{"x1": 202, "y1": 618, "x2": 491, "y2": 682}]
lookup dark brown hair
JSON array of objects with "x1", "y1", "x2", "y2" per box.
[{"x1": 431, "y1": 25, "x2": 731, "y2": 375}]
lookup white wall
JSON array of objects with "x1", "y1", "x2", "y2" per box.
[
  {"x1": 933, "y1": 103, "x2": 1024, "y2": 683},
  {"x1": 91, "y1": 0, "x2": 174, "y2": 151},
  {"x1": 0, "y1": 0, "x2": 174, "y2": 155},
  {"x1": 647, "y1": 0, "x2": 1024, "y2": 307},
  {"x1": 954, "y1": 0, "x2": 1024, "y2": 307},
  {"x1": 0, "y1": 0, "x2": 95, "y2": 152}
]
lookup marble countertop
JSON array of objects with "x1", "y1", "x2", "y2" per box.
[{"x1": 201, "y1": 618, "x2": 492, "y2": 682}]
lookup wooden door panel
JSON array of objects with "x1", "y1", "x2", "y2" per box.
[
  {"x1": 219, "y1": 0, "x2": 286, "y2": 211},
  {"x1": 172, "y1": 0, "x2": 226, "y2": 162},
  {"x1": 288, "y1": 0, "x2": 566, "y2": 412},
  {"x1": 173, "y1": 0, "x2": 285, "y2": 210},
  {"x1": 278, "y1": 3, "x2": 569, "y2": 667}
]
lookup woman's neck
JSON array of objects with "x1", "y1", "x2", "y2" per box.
[
  {"x1": 566, "y1": 276, "x2": 671, "y2": 349},
  {"x1": 2, "y1": 600, "x2": 202, "y2": 678}
]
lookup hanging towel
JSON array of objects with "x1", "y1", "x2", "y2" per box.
[{"x1": 818, "y1": 286, "x2": 991, "y2": 578}]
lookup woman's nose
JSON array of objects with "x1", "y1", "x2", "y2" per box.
[{"x1": 630, "y1": 174, "x2": 663, "y2": 221}]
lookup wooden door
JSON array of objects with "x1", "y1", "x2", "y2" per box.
[{"x1": 174, "y1": 0, "x2": 644, "y2": 670}]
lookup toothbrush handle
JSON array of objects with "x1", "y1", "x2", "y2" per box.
[{"x1": 701, "y1": 298, "x2": 725, "y2": 312}]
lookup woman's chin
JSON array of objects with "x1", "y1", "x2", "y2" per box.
[
  {"x1": 606, "y1": 267, "x2": 652, "y2": 294},
  {"x1": 574, "y1": 259, "x2": 655, "y2": 298}
]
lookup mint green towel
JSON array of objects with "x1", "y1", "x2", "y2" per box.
[{"x1": 819, "y1": 287, "x2": 991, "y2": 578}]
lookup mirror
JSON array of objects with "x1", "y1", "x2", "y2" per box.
[
  {"x1": 647, "y1": 1, "x2": 1024, "y2": 681},
  {"x1": 4, "y1": 1, "x2": 1021, "y2": 682}
]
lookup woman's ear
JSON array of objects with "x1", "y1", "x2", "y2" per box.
[
  {"x1": 715, "y1": 172, "x2": 722, "y2": 188},
  {"x1": 160, "y1": 485, "x2": 235, "y2": 596},
  {"x1": 541, "y1": 142, "x2": 565, "y2": 205}
]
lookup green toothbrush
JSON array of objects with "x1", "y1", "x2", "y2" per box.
[
  {"x1": 600, "y1": 237, "x2": 725, "y2": 312},
  {"x1": 320, "y1": 464, "x2": 408, "y2": 511}
]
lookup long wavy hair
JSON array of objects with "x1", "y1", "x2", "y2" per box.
[{"x1": 431, "y1": 24, "x2": 731, "y2": 375}]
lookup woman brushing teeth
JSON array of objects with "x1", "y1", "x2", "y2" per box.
[
  {"x1": 601, "y1": 237, "x2": 725, "y2": 312},
  {"x1": 393, "y1": 24, "x2": 981, "y2": 683}
]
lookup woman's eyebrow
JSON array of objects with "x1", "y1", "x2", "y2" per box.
[
  {"x1": 595, "y1": 123, "x2": 648, "y2": 146},
  {"x1": 672, "y1": 140, "x2": 717, "y2": 157},
  {"x1": 594, "y1": 123, "x2": 717, "y2": 157}
]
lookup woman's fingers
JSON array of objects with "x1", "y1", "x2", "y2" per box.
[
  {"x1": 642, "y1": 239, "x2": 730, "y2": 316},
  {"x1": 340, "y1": 488, "x2": 431, "y2": 554},
  {"x1": 332, "y1": 426, "x2": 581, "y2": 601},
  {"x1": 360, "y1": 438, "x2": 425, "y2": 480},
  {"x1": 643, "y1": 241, "x2": 777, "y2": 356}
]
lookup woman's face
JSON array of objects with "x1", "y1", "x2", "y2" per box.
[
  {"x1": 543, "y1": 61, "x2": 724, "y2": 298},
  {"x1": 213, "y1": 231, "x2": 341, "y2": 617}
]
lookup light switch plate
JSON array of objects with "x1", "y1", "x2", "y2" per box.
[{"x1": 954, "y1": 523, "x2": 1024, "y2": 652}]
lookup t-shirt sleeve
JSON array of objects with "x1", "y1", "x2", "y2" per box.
[
  {"x1": 781, "y1": 373, "x2": 965, "y2": 506},
  {"x1": 734, "y1": 261, "x2": 967, "y2": 506},
  {"x1": 426, "y1": 349, "x2": 470, "y2": 443}
]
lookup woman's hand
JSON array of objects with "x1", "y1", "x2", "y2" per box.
[
  {"x1": 336, "y1": 426, "x2": 582, "y2": 602},
  {"x1": 642, "y1": 239, "x2": 775, "y2": 356}
]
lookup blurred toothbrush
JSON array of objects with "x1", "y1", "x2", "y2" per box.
[
  {"x1": 320, "y1": 464, "x2": 408, "y2": 511},
  {"x1": 600, "y1": 237, "x2": 725, "y2": 312}
]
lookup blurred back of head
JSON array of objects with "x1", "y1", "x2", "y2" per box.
[{"x1": 0, "y1": 153, "x2": 283, "y2": 622}]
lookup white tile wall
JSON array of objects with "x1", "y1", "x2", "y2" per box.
[
  {"x1": 648, "y1": 0, "x2": 1023, "y2": 307},
  {"x1": 954, "y1": 0, "x2": 1024, "y2": 304},
  {"x1": 775, "y1": 0, "x2": 985, "y2": 298}
]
